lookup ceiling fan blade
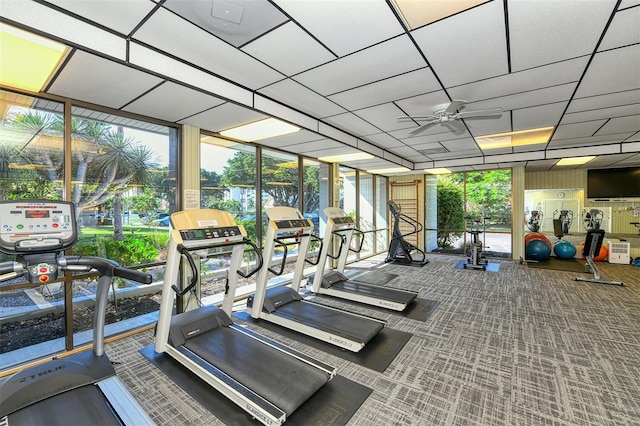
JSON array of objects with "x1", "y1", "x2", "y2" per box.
[
  {"x1": 443, "y1": 120, "x2": 465, "y2": 134},
  {"x1": 398, "y1": 115, "x2": 436, "y2": 122},
  {"x1": 454, "y1": 107, "x2": 503, "y2": 119},
  {"x1": 444, "y1": 100, "x2": 467, "y2": 114},
  {"x1": 408, "y1": 120, "x2": 438, "y2": 136}
]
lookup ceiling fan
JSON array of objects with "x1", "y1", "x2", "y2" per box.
[{"x1": 398, "y1": 100, "x2": 503, "y2": 137}]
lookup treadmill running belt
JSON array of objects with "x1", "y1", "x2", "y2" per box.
[
  {"x1": 8, "y1": 385, "x2": 120, "y2": 426},
  {"x1": 273, "y1": 301, "x2": 384, "y2": 344},
  {"x1": 184, "y1": 326, "x2": 329, "y2": 416},
  {"x1": 329, "y1": 280, "x2": 417, "y2": 305},
  {"x1": 343, "y1": 269, "x2": 398, "y2": 286}
]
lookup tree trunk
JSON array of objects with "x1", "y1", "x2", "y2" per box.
[{"x1": 113, "y1": 194, "x2": 124, "y2": 241}]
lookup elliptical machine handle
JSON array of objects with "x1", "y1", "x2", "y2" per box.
[
  {"x1": 237, "y1": 238, "x2": 264, "y2": 279},
  {"x1": 0, "y1": 261, "x2": 25, "y2": 282}
]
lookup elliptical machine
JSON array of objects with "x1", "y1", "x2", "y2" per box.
[
  {"x1": 553, "y1": 209, "x2": 573, "y2": 234},
  {"x1": 385, "y1": 201, "x2": 428, "y2": 266},
  {"x1": 583, "y1": 208, "x2": 603, "y2": 230},
  {"x1": 463, "y1": 216, "x2": 488, "y2": 271},
  {"x1": 525, "y1": 210, "x2": 543, "y2": 232}
]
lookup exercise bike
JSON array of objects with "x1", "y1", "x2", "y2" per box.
[
  {"x1": 525, "y1": 210, "x2": 543, "y2": 232},
  {"x1": 385, "y1": 200, "x2": 428, "y2": 266},
  {"x1": 463, "y1": 216, "x2": 489, "y2": 271},
  {"x1": 553, "y1": 209, "x2": 573, "y2": 234},
  {"x1": 583, "y1": 208, "x2": 603, "y2": 230}
]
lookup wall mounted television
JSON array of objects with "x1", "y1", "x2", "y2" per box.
[{"x1": 587, "y1": 167, "x2": 640, "y2": 199}]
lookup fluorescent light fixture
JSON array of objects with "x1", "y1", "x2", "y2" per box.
[
  {"x1": 391, "y1": 0, "x2": 488, "y2": 29},
  {"x1": 367, "y1": 167, "x2": 410, "y2": 174},
  {"x1": 0, "y1": 23, "x2": 68, "y2": 92},
  {"x1": 318, "y1": 152, "x2": 374, "y2": 163},
  {"x1": 201, "y1": 135, "x2": 237, "y2": 147},
  {"x1": 556, "y1": 156, "x2": 596, "y2": 166},
  {"x1": 265, "y1": 181, "x2": 294, "y2": 186},
  {"x1": 220, "y1": 118, "x2": 299, "y2": 142},
  {"x1": 424, "y1": 168, "x2": 452, "y2": 175},
  {"x1": 475, "y1": 127, "x2": 554, "y2": 150}
]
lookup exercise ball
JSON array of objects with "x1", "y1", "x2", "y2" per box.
[
  {"x1": 525, "y1": 232, "x2": 551, "y2": 246},
  {"x1": 578, "y1": 241, "x2": 609, "y2": 261},
  {"x1": 554, "y1": 240, "x2": 576, "y2": 259},
  {"x1": 526, "y1": 238, "x2": 552, "y2": 261}
]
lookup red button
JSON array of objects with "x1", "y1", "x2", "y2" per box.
[
  {"x1": 39, "y1": 275, "x2": 49, "y2": 283},
  {"x1": 39, "y1": 267, "x2": 48, "y2": 273},
  {"x1": 53, "y1": 223, "x2": 59, "y2": 228}
]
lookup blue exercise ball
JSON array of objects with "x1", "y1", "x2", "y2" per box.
[
  {"x1": 554, "y1": 240, "x2": 576, "y2": 259},
  {"x1": 526, "y1": 238, "x2": 552, "y2": 261}
]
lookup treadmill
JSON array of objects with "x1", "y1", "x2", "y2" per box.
[
  {"x1": 154, "y1": 209, "x2": 335, "y2": 426},
  {"x1": 0, "y1": 200, "x2": 154, "y2": 425},
  {"x1": 247, "y1": 206, "x2": 386, "y2": 353},
  {"x1": 310, "y1": 207, "x2": 417, "y2": 312}
]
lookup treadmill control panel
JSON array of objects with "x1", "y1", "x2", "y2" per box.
[
  {"x1": 333, "y1": 217, "x2": 354, "y2": 225},
  {"x1": 180, "y1": 226, "x2": 244, "y2": 244},
  {"x1": 0, "y1": 200, "x2": 76, "y2": 254},
  {"x1": 273, "y1": 219, "x2": 313, "y2": 230}
]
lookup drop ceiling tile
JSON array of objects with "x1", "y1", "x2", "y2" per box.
[
  {"x1": 164, "y1": 0, "x2": 288, "y2": 47},
  {"x1": 179, "y1": 102, "x2": 265, "y2": 133},
  {"x1": 509, "y1": 0, "x2": 616, "y2": 71},
  {"x1": 123, "y1": 81, "x2": 226, "y2": 122},
  {"x1": 464, "y1": 114, "x2": 512, "y2": 136},
  {"x1": 45, "y1": 0, "x2": 157, "y2": 35},
  {"x1": 403, "y1": 130, "x2": 468, "y2": 146},
  {"x1": 323, "y1": 113, "x2": 380, "y2": 137},
  {"x1": 512, "y1": 102, "x2": 567, "y2": 130},
  {"x1": 394, "y1": 91, "x2": 451, "y2": 118},
  {"x1": 242, "y1": 22, "x2": 336, "y2": 76},
  {"x1": 134, "y1": 7, "x2": 283, "y2": 89},
  {"x1": 354, "y1": 103, "x2": 416, "y2": 133},
  {"x1": 598, "y1": 5, "x2": 640, "y2": 51},
  {"x1": 257, "y1": 79, "x2": 346, "y2": 118},
  {"x1": 448, "y1": 57, "x2": 588, "y2": 102},
  {"x1": 293, "y1": 35, "x2": 426, "y2": 96},
  {"x1": 562, "y1": 104, "x2": 640, "y2": 124},
  {"x1": 574, "y1": 45, "x2": 640, "y2": 98},
  {"x1": 273, "y1": 0, "x2": 404, "y2": 56},
  {"x1": 567, "y1": 89, "x2": 640, "y2": 113},
  {"x1": 595, "y1": 115, "x2": 640, "y2": 135},
  {"x1": 465, "y1": 83, "x2": 576, "y2": 114},
  {"x1": 48, "y1": 51, "x2": 162, "y2": 109},
  {"x1": 548, "y1": 132, "x2": 634, "y2": 149},
  {"x1": 255, "y1": 129, "x2": 325, "y2": 147},
  {"x1": 389, "y1": 146, "x2": 422, "y2": 157},
  {"x1": 328, "y1": 68, "x2": 440, "y2": 111},
  {"x1": 551, "y1": 121, "x2": 608, "y2": 141},
  {"x1": 411, "y1": 0, "x2": 508, "y2": 87},
  {"x1": 440, "y1": 137, "x2": 480, "y2": 152}
]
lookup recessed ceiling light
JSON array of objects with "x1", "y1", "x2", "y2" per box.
[
  {"x1": 424, "y1": 168, "x2": 452, "y2": 175},
  {"x1": 475, "y1": 126, "x2": 554, "y2": 150},
  {"x1": 318, "y1": 152, "x2": 374, "y2": 163},
  {"x1": 0, "y1": 23, "x2": 68, "y2": 92},
  {"x1": 556, "y1": 156, "x2": 596, "y2": 166},
  {"x1": 367, "y1": 167, "x2": 411, "y2": 174},
  {"x1": 220, "y1": 118, "x2": 299, "y2": 142},
  {"x1": 391, "y1": 0, "x2": 488, "y2": 29}
]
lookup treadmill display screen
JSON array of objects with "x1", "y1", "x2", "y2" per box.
[{"x1": 274, "y1": 219, "x2": 312, "y2": 230}]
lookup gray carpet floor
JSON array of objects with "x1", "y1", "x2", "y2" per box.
[{"x1": 106, "y1": 254, "x2": 640, "y2": 425}]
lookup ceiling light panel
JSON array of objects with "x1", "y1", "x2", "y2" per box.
[
  {"x1": 258, "y1": 79, "x2": 346, "y2": 118},
  {"x1": 46, "y1": 0, "x2": 157, "y2": 36},
  {"x1": 123, "y1": 81, "x2": 226, "y2": 122},
  {"x1": 221, "y1": 118, "x2": 299, "y2": 142},
  {"x1": 328, "y1": 68, "x2": 439, "y2": 111},
  {"x1": 392, "y1": 0, "x2": 488, "y2": 29},
  {"x1": 508, "y1": 0, "x2": 615, "y2": 72},
  {"x1": 411, "y1": 0, "x2": 507, "y2": 88},
  {"x1": 273, "y1": 0, "x2": 404, "y2": 56},
  {"x1": 180, "y1": 102, "x2": 265, "y2": 132},
  {"x1": 164, "y1": 0, "x2": 288, "y2": 47},
  {"x1": 556, "y1": 156, "x2": 596, "y2": 166},
  {"x1": 241, "y1": 21, "x2": 335, "y2": 76},
  {"x1": 293, "y1": 35, "x2": 426, "y2": 96},
  {"x1": 0, "y1": 0, "x2": 126, "y2": 60},
  {"x1": 48, "y1": 51, "x2": 162, "y2": 109},
  {"x1": 448, "y1": 56, "x2": 588, "y2": 102},
  {"x1": 133, "y1": 7, "x2": 282, "y2": 90},
  {"x1": 597, "y1": 6, "x2": 640, "y2": 51},
  {"x1": 574, "y1": 45, "x2": 640, "y2": 98},
  {"x1": 475, "y1": 127, "x2": 554, "y2": 150}
]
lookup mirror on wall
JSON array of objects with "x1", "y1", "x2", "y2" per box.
[{"x1": 524, "y1": 189, "x2": 586, "y2": 234}]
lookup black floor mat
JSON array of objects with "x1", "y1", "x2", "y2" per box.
[
  {"x1": 140, "y1": 345, "x2": 372, "y2": 426},
  {"x1": 308, "y1": 294, "x2": 440, "y2": 322},
  {"x1": 526, "y1": 257, "x2": 587, "y2": 272},
  {"x1": 233, "y1": 311, "x2": 412, "y2": 373}
]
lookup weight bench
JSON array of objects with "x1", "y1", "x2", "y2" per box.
[{"x1": 574, "y1": 229, "x2": 623, "y2": 286}]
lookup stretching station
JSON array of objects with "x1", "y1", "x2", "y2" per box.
[
  {"x1": 0, "y1": 200, "x2": 154, "y2": 425},
  {"x1": 247, "y1": 206, "x2": 386, "y2": 352},
  {"x1": 310, "y1": 207, "x2": 418, "y2": 311},
  {"x1": 154, "y1": 209, "x2": 335, "y2": 426}
]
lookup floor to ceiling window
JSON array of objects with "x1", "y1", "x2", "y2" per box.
[
  {"x1": 375, "y1": 175, "x2": 389, "y2": 253},
  {"x1": 358, "y1": 172, "x2": 375, "y2": 258}
]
